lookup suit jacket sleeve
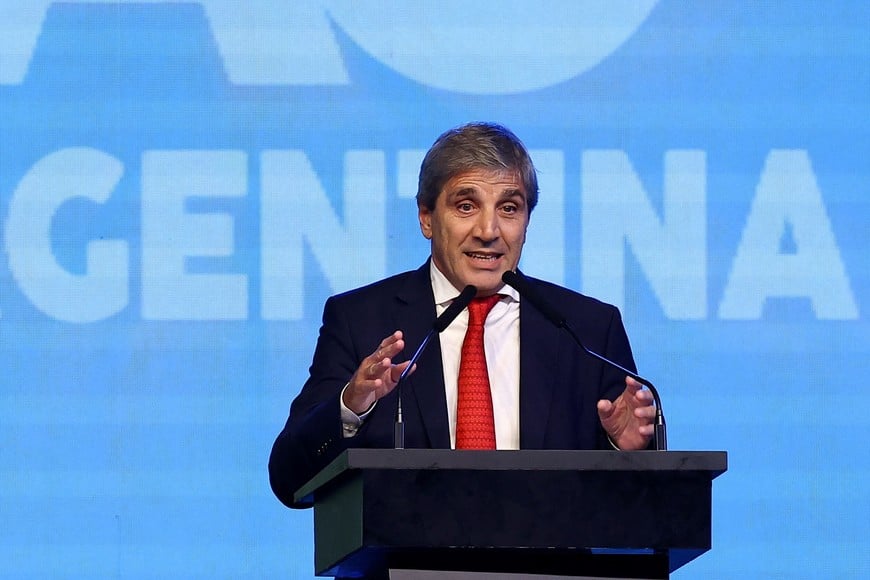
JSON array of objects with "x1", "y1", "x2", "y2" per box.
[
  {"x1": 268, "y1": 295, "x2": 360, "y2": 508},
  {"x1": 268, "y1": 266, "x2": 436, "y2": 508}
]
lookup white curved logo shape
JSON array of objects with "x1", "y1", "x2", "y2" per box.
[
  {"x1": 326, "y1": 0, "x2": 658, "y2": 94},
  {"x1": 1, "y1": 1, "x2": 657, "y2": 93}
]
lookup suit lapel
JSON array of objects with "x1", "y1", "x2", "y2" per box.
[
  {"x1": 519, "y1": 283, "x2": 561, "y2": 449},
  {"x1": 394, "y1": 264, "x2": 451, "y2": 448},
  {"x1": 391, "y1": 266, "x2": 561, "y2": 449}
]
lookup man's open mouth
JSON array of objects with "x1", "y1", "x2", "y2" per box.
[{"x1": 465, "y1": 252, "x2": 502, "y2": 261}]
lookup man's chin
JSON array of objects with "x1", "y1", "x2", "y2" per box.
[{"x1": 463, "y1": 272, "x2": 507, "y2": 296}]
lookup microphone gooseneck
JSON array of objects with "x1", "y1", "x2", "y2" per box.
[
  {"x1": 501, "y1": 270, "x2": 667, "y2": 451},
  {"x1": 394, "y1": 284, "x2": 477, "y2": 449}
]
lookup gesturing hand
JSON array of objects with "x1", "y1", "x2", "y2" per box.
[
  {"x1": 342, "y1": 331, "x2": 414, "y2": 414},
  {"x1": 597, "y1": 376, "x2": 655, "y2": 450}
]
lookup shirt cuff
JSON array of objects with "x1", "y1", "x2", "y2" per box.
[{"x1": 340, "y1": 382, "x2": 376, "y2": 438}]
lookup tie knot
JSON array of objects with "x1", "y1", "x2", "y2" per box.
[{"x1": 467, "y1": 294, "x2": 501, "y2": 326}]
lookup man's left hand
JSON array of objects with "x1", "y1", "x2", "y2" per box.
[{"x1": 597, "y1": 376, "x2": 655, "y2": 450}]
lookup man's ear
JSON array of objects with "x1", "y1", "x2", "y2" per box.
[{"x1": 418, "y1": 206, "x2": 433, "y2": 240}]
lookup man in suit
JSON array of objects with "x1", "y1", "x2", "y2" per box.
[{"x1": 269, "y1": 122, "x2": 655, "y2": 508}]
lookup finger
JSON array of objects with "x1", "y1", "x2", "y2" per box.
[
  {"x1": 633, "y1": 388, "x2": 654, "y2": 405},
  {"x1": 634, "y1": 405, "x2": 656, "y2": 421},
  {"x1": 389, "y1": 360, "x2": 414, "y2": 383},
  {"x1": 597, "y1": 398, "x2": 615, "y2": 419},
  {"x1": 624, "y1": 376, "x2": 642, "y2": 394},
  {"x1": 385, "y1": 339, "x2": 405, "y2": 358},
  {"x1": 351, "y1": 376, "x2": 382, "y2": 394},
  {"x1": 366, "y1": 358, "x2": 389, "y2": 379},
  {"x1": 390, "y1": 360, "x2": 417, "y2": 381},
  {"x1": 380, "y1": 330, "x2": 404, "y2": 349},
  {"x1": 373, "y1": 332, "x2": 404, "y2": 361}
]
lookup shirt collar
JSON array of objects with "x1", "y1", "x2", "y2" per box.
[{"x1": 428, "y1": 259, "x2": 520, "y2": 307}]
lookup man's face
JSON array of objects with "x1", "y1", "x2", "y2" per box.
[{"x1": 419, "y1": 167, "x2": 530, "y2": 296}]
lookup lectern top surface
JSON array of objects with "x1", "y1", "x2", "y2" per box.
[{"x1": 294, "y1": 449, "x2": 727, "y2": 505}]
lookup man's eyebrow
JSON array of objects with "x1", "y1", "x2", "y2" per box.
[
  {"x1": 444, "y1": 185, "x2": 526, "y2": 200},
  {"x1": 501, "y1": 188, "x2": 527, "y2": 200},
  {"x1": 446, "y1": 187, "x2": 479, "y2": 198}
]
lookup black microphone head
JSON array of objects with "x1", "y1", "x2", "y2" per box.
[
  {"x1": 501, "y1": 270, "x2": 522, "y2": 289},
  {"x1": 433, "y1": 285, "x2": 477, "y2": 333},
  {"x1": 501, "y1": 270, "x2": 565, "y2": 327}
]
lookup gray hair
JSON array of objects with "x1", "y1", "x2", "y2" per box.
[{"x1": 416, "y1": 122, "x2": 538, "y2": 213}]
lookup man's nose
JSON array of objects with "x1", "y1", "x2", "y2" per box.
[{"x1": 473, "y1": 208, "x2": 500, "y2": 241}]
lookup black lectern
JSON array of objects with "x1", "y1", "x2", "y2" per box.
[{"x1": 294, "y1": 449, "x2": 727, "y2": 580}]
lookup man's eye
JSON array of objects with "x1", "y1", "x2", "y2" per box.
[
  {"x1": 502, "y1": 204, "x2": 517, "y2": 214},
  {"x1": 457, "y1": 202, "x2": 474, "y2": 212}
]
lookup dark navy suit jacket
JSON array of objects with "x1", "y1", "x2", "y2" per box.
[{"x1": 269, "y1": 262, "x2": 636, "y2": 507}]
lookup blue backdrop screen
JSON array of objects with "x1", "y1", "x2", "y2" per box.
[{"x1": 1, "y1": 2, "x2": 868, "y2": 578}]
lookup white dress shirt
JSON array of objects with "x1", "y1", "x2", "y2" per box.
[
  {"x1": 337, "y1": 265, "x2": 619, "y2": 448},
  {"x1": 341, "y1": 262, "x2": 522, "y2": 449},
  {"x1": 430, "y1": 262, "x2": 521, "y2": 450}
]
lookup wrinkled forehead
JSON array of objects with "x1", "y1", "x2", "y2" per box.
[{"x1": 439, "y1": 166, "x2": 526, "y2": 195}]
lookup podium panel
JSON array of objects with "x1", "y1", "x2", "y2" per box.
[{"x1": 293, "y1": 449, "x2": 727, "y2": 579}]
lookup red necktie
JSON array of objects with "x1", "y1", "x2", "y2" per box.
[{"x1": 455, "y1": 294, "x2": 501, "y2": 450}]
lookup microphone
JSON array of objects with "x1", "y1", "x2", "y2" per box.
[
  {"x1": 394, "y1": 284, "x2": 477, "y2": 448},
  {"x1": 501, "y1": 270, "x2": 667, "y2": 451}
]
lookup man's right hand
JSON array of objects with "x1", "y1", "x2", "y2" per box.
[{"x1": 342, "y1": 331, "x2": 413, "y2": 414}]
